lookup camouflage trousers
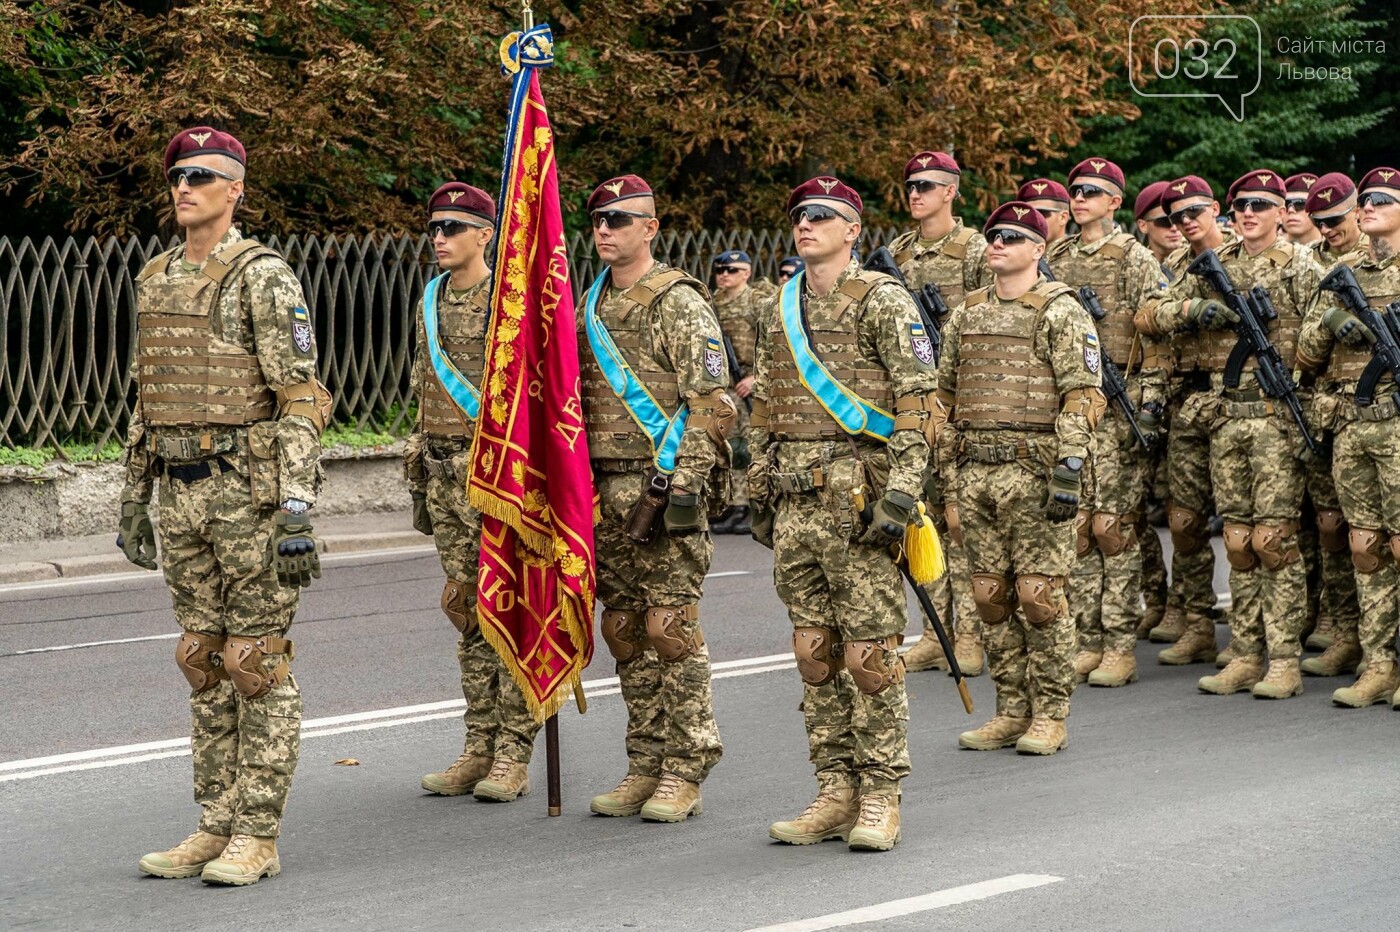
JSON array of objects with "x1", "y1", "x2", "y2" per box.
[
  {"x1": 1071, "y1": 414, "x2": 1146, "y2": 653},
  {"x1": 1141, "y1": 441, "x2": 1171, "y2": 622},
  {"x1": 927, "y1": 504, "x2": 981, "y2": 641},
  {"x1": 425, "y1": 466, "x2": 541, "y2": 764},
  {"x1": 1210, "y1": 408, "x2": 1307, "y2": 660},
  {"x1": 1167, "y1": 387, "x2": 1220, "y2": 618},
  {"x1": 1332, "y1": 415, "x2": 1400, "y2": 664},
  {"x1": 594, "y1": 471, "x2": 723, "y2": 784},
  {"x1": 773, "y1": 488, "x2": 910, "y2": 794},
  {"x1": 958, "y1": 452, "x2": 1076, "y2": 720},
  {"x1": 157, "y1": 463, "x2": 300, "y2": 839},
  {"x1": 1305, "y1": 448, "x2": 1361, "y2": 645},
  {"x1": 727, "y1": 388, "x2": 750, "y2": 506}
]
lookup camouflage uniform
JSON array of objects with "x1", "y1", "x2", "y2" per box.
[
  {"x1": 1149, "y1": 237, "x2": 1324, "y2": 691},
  {"x1": 888, "y1": 221, "x2": 992, "y2": 658},
  {"x1": 121, "y1": 228, "x2": 328, "y2": 839},
  {"x1": 405, "y1": 278, "x2": 541, "y2": 766},
  {"x1": 749, "y1": 259, "x2": 937, "y2": 794},
  {"x1": 578, "y1": 263, "x2": 725, "y2": 785},
  {"x1": 713, "y1": 282, "x2": 770, "y2": 507},
  {"x1": 941, "y1": 279, "x2": 1104, "y2": 726},
  {"x1": 1046, "y1": 231, "x2": 1168, "y2": 674}
]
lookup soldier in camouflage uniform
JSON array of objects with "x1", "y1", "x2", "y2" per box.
[
  {"x1": 1136, "y1": 181, "x2": 1184, "y2": 268},
  {"x1": 1019, "y1": 179, "x2": 1071, "y2": 247},
  {"x1": 887, "y1": 150, "x2": 991, "y2": 678},
  {"x1": 578, "y1": 175, "x2": 729, "y2": 823},
  {"x1": 749, "y1": 176, "x2": 938, "y2": 851},
  {"x1": 710, "y1": 249, "x2": 769, "y2": 535},
  {"x1": 1144, "y1": 170, "x2": 1324, "y2": 699},
  {"x1": 948, "y1": 202, "x2": 1105, "y2": 757},
  {"x1": 405, "y1": 182, "x2": 542, "y2": 803},
  {"x1": 129, "y1": 128, "x2": 331, "y2": 886},
  {"x1": 1284, "y1": 173, "x2": 1323, "y2": 251},
  {"x1": 1298, "y1": 166, "x2": 1400, "y2": 707},
  {"x1": 1047, "y1": 158, "x2": 1168, "y2": 689},
  {"x1": 778, "y1": 256, "x2": 805, "y2": 285}
]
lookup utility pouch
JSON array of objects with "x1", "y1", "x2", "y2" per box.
[
  {"x1": 626, "y1": 469, "x2": 671, "y2": 545},
  {"x1": 821, "y1": 456, "x2": 870, "y2": 542},
  {"x1": 403, "y1": 433, "x2": 428, "y2": 484},
  {"x1": 246, "y1": 421, "x2": 281, "y2": 510}
]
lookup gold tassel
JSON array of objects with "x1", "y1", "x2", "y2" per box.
[{"x1": 904, "y1": 501, "x2": 946, "y2": 585}]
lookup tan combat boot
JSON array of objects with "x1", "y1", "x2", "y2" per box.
[
  {"x1": 639, "y1": 773, "x2": 703, "y2": 822},
  {"x1": 902, "y1": 635, "x2": 950, "y2": 672},
  {"x1": 421, "y1": 753, "x2": 492, "y2": 796},
  {"x1": 590, "y1": 773, "x2": 661, "y2": 817},
  {"x1": 1251, "y1": 659, "x2": 1304, "y2": 699},
  {"x1": 1088, "y1": 649, "x2": 1138, "y2": 687},
  {"x1": 200, "y1": 834, "x2": 280, "y2": 886},
  {"x1": 1301, "y1": 634, "x2": 1362, "y2": 677},
  {"x1": 953, "y1": 633, "x2": 985, "y2": 676},
  {"x1": 1332, "y1": 661, "x2": 1400, "y2": 708},
  {"x1": 1214, "y1": 639, "x2": 1239, "y2": 669},
  {"x1": 847, "y1": 794, "x2": 901, "y2": 851},
  {"x1": 768, "y1": 787, "x2": 858, "y2": 845},
  {"x1": 1157, "y1": 617, "x2": 1217, "y2": 665},
  {"x1": 473, "y1": 758, "x2": 531, "y2": 802},
  {"x1": 1015, "y1": 717, "x2": 1068, "y2": 755},
  {"x1": 1137, "y1": 603, "x2": 1164, "y2": 640},
  {"x1": 958, "y1": 715, "x2": 1031, "y2": 750},
  {"x1": 1073, "y1": 649, "x2": 1104, "y2": 683},
  {"x1": 1305, "y1": 613, "x2": 1338, "y2": 651},
  {"x1": 138, "y1": 830, "x2": 229, "y2": 879},
  {"x1": 1148, "y1": 605, "x2": 1186, "y2": 643},
  {"x1": 1198, "y1": 655, "x2": 1265, "y2": 695}
]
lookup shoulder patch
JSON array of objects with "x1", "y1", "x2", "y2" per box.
[
  {"x1": 291, "y1": 306, "x2": 313, "y2": 357},
  {"x1": 909, "y1": 321, "x2": 935, "y2": 365},
  {"x1": 704, "y1": 336, "x2": 725, "y2": 379},
  {"x1": 1083, "y1": 331, "x2": 1100, "y2": 374}
]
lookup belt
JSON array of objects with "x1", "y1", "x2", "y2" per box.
[
  {"x1": 166, "y1": 456, "x2": 234, "y2": 484},
  {"x1": 1222, "y1": 386, "x2": 1266, "y2": 402},
  {"x1": 151, "y1": 430, "x2": 240, "y2": 462},
  {"x1": 772, "y1": 466, "x2": 826, "y2": 495},
  {"x1": 958, "y1": 438, "x2": 1034, "y2": 464},
  {"x1": 423, "y1": 451, "x2": 458, "y2": 482},
  {"x1": 1347, "y1": 395, "x2": 1399, "y2": 422}
]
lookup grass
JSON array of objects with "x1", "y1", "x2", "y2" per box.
[{"x1": 0, "y1": 439, "x2": 125, "y2": 468}]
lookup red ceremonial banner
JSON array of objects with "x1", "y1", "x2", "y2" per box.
[{"x1": 467, "y1": 32, "x2": 595, "y2": 721}]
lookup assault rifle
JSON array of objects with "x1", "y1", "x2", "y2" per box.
[
  {"x1": 1318, "y1": 263, "x2": 1400, "y2": 409},
  {"x1": 863, "y1": 247, "x2": 944, "y2": 365},
  {"x1": 721, "y1": 332, "x2": 752, "y2": 412},
  {"x1": 1076, "y1": 286, "x2": 1152, "y2": 451},
  {"x1": 1186, "y1": 249, "x2": 1321, "y2": 456}
]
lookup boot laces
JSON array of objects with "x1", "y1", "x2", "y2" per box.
[
  {"x1": 652, "y1": 774, "x2": 684, "y2": 800},
  {"x1": 487, "y1": 758, "x2": 514, "y2": 781},
  {"x1": 858, "y1": 795, "x2": 890, "y2": 826},
  {"x1": 799, "y1": 791, "x2": 843, "y2": 819},
  {"x1": 1027, "y1": 718, "x2": 1056, "y2": 739},
  {"x1": 175, "y1": 831, "x2": 208, "y2": 852},
  {"x1": 222, "y1": 834, "x2": 252, "y2": 859}
]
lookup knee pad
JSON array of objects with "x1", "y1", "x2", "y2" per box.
[
  {"x1": 1316, "y1": 509, "x2": 1348, "y2": 553},
  {"x1": 601, "y1": 608, "x2": 646, "y2": 663},
  {"x1": 1350, "y1": 527, "x2": 1386, "y2": 574},
  {"x1": 1167, "y1": 504, "x2": 1207, "y2": 555},
  {"x1": 1075, "y1": 508, "x2": 1094, "y2": 558},
  {"x1": 1222, "y1": 523, "x2": 1259, "y2": 571},
  {"x1": 223, "y1": 635, "x2": 293, "y2": 699},
  {"x1": 1091, "y1": 512, "x2": 1138, "y2": 558},
  {"x1": 793, "y1": 626, "x2": 842, "y2": 686},
  {"x1": 645, "y1": 605, "x2": 704, "y2": 663},
  {"x1": 1252, "y1": 521, "x2": 1301, "y2": 571},
  {"x1": 175, "y1": 632, "x2": 227, "y2": 693},
  {"x1": 1391, "y1": 535, "x2": 1400, "y2": 572},
  {"x1": 1015, "y1": 574, "x2": 1067, "y2": 625},
  {"x1": 441, "y1": 578, "x2": 477, "y2": 634},
  {"x1": 971, "y1": 573, "x2": 1014, "y2": 624},
  {"x1": 843, "y1": 635, "x2": 904, "y2": 695}
]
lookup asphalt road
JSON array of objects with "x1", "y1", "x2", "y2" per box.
[{"x1": 2, "y1": 536, "x2": 1397, "y2": 931}]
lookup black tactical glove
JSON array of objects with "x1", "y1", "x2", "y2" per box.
[
  {"x1": 1044, "y1": 458, "x2": 1083, "y2": 523},
  {"x1": 116, "y1": 500, "x2": 157, "y2": 570},
  {"x1": 859, "y1": 489, "x2": 916, "y2": 549},
  {"x1": 410, "y1": 490, "x2": 434, "y2": 536},
  {"x1": 1321, "y1": 304, "x2": 1375, "y2": 347},
  {"x1": 1186, "y1": 298, "x2": 1239, "y2": 330},
  {"x1": 271, "y1": 510, "x2": 321, "y2": 589},
  {"x1": 1137, "y1": 401, "x2": 1164, "y2": 452},
  {"x1": 749, "y1": 505, "x2": 776, "y2": 549},
  {"x1": 664, "y1": 490, "x2": 703, "y2": 535},
  {"x1": 730, "y1": 435, "x2": 752, "y2": 471}
]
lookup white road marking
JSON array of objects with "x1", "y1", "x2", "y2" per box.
[{"x1": 743, "y1": 874, "x2": 1064, "y2": 931}]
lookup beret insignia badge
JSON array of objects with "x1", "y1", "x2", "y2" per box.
[
  {"x1": 818, "y1": 179, "x2": 838, "y2": 193},
  {"x1": 1303, "y1": 177, "x2": 1316, "y2": 188},
  {"x1": 1380, "y1": 170, "x2": 1397, "y2": 183},
  {"x1": 1319, "y1": 189, "x2": 1334, "y2": 202},
  {"x1": 1012, "y1": 206, "x2": 1029, "y2": 219},
  {"x1": 188, "y1": 131, "x2": 211, "y2": 146},
  {"x1": 917, "y1": 156, "x2": 932, "y2": 167},
  {"x1": 1256, "y1": 173, "x2": 1274, "y2": 185},
  {"x1": 604, "y1": 180, "x2": 625, "y2": 196},
  {"x1": 1032, "y1": 183, "x2": 1047, "y2": 194},
  {"x1": 1172, "y1": 182, "x2": 1188, "y2": 194},
  {"x1": 1090, "y1": 160, "x2": 1106, "y2": 172},
  {"x1": 448, "y1": 191, "x2": 463, "y2": 203}
]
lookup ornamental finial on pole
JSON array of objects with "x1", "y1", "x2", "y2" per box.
[{"x1": 522, "y1": 0, "x2": 534, "y2": 30}]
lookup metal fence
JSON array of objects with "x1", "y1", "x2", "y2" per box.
[{"x1": 1, "y1": 225, "x2": 899, "y2": 448}]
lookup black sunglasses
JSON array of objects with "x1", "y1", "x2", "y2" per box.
[
  {"x1": 713, "y1": 265, "x2": 746, "y2": 275},
  {"x1": 1035, "y1": 207, "x2": 1063, "y2": 218},
  {"x1": 1360, "y1": 192, "x2": 1399, "y2": 208},
  {"x1": 428, "y1": 218, "x2": 488, "y2": 238},
  {"x1": 1145, "y1": 215, "x2": 1174, "y2": 229},
  {"x1": 167, "y1": 166, "x2": 237, "y2": 188},
  {"x1": 591, "y1": 209, "x2": 654, "y2": 229},
  {"x1": 1312, "y1": 205, "x2": 1355, "y2": 229},
  {"x1": 1169, "y1": 203, "x2": 1211, "y2": 226},
  {"x1": 1284, "y1": 198, "x2": 1308, "y2": 213},
  {"x1": 1231, "y1": 197, "x2": 1278, "y2": 215},
  {"x1": 1069, "y1": 183, "x2": 1108, "y2": 200},
  {"x1": 789, "y1": 204, "x2": 856, "y2": 226},
  {"x1": 906, "y1": 179, "x2": 950, "y2": 196},
  {"x1": 988, "y1": 228, "x2": 1032, "y2": 245}
]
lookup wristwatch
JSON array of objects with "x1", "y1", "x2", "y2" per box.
[{"x1": 281, "y1": 498, "x2": 310, "y2": 515}]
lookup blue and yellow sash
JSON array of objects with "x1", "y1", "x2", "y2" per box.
[
  {"x1": 423, "y1": 273, "x2": 482, "y2": 420},
  {"x1": 778, "y1": 272, "x2": 894, "y2": 442},
  {"x1": 582, "y1": 270, "x2": 687, "y2": 474}
]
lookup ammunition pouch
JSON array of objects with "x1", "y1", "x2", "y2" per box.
[
  {"x1": 843, "y1": 635, "x2": 905, "y2": 695},
  {"x1": 793, "y1": 626, "x2": 842, "y2": 686},
  {"x1": 1167, "y1": 503, "x2": 1208, "y2": 555},
  {"x1": 645, "y1": 604, "x2": 704, "y2": 663},
  {"x1": 601, "y1": 608, "x2": 647, "y2": 663},
  {"x1": 625, "y1": 470, "x2": 671, "y2": 545},
  {"x1": 972, "y1": 573, "x2": 1014, "y2": 624},
  {"x1": 1316, "y1": 509, "x2": 1348, "y2": 553},
  {"x1": 175, "y1": 631, "x2": 227, "y2": 693},
  {"x1": 1349, "y1": 527, "x2": 1386, "y2": 574},
  {"x1": 1075, "y1": 508, "x2": 1094, "y2": 558},
  {"x1": 223, "y1": 635, "x2": 294, "y2": 699},
  {"x1": 819, "y1": 456, "x2": 870, "y2": 543},
  {"x1": 1091, "y1": 512, "x2": 1138, "y2": 558},
  {"x1": 1252, "y1": 521, "x2": 1300, "y2": 572},
  {"x1": 441, "y1": 578, "x2": 476, "y2": 634},
  {"x1": 1223, "y1": 523, "x2": 1259, "y2": 572},
  {"x1": 276, "y1": 379, "x2": 334, "y2": 433},
  {"x1": 1015, "y1": 573, "x2": 1066, "y2": 625},
  {"x1": 403, "y1": 433, "x2": 428, "y2": 485}
]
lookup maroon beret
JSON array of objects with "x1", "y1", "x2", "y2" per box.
[
  {"x1": 1017, "y1": 179, "x2": 1069, "y2": 205},
  {"x1": 1228, "y1": 169, "x2": 1286, "y2": 205},
  {"x1": 1068, "y1": 158, "x2": 1126, "y2": 199},
  {"x1": 904, "y1": 150, "x2": 961, "y2": 180},
  {"x1": 786, "y1": 176, "x2": 863, "y2": 216},
  {"x1": 1162, "y1": 175, "x2": 1214, "y2": 211},
  {"x1": 1134, "y1": 181, "x2": 1171, "y2": 219},
  {"x1": 984, "y1": 201, "x2": 1049, "y2": 242},
  {"x1": 1305, "y1": 173, "x2": 1356, "y2": 215},
  {"x1": 1284, "y1": 173, "x2": 1319, "y2": 196},
  {"x1": 588, "y1": 174, "x2": 653, "y2": 212},
  {"x1": 428, "y1": 182, "x2": 496, "y2": 223},
  {"x1": 164, "y1": 126, "x2": 245, "y2": 173},
  {"x1": 1359, "y1": 166, "x2": 1400, "y2": 199}
]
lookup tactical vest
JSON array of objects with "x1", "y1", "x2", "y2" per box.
[
  {"x1": 134, "y1": 237, "x2": 281, "y2": 427},
  {"x1": 891, "y1": 225, "x2": 979, "y2": 312},
  {"x1": 954, "y1": 282, "x2": 1074, "y2": 431},
  {"x1": 1331, "y1": 270, "x2": 1400, "y2": 387},
  {"x1": 1169, "y1": 235, "x2": 1231, "y2": 374},
  {"x1": 419, "y1": 284, "x2": 490, "y2": 440},
  {"x1": 578, "y1": 266, "x2": 700, "y2": 461},
  {"x1": 1196, "y1": 243, "x2": 1301, "y2": 375},
  {"x1": 767, "y1": 271, "x2": 899, "y2": 441},
  {"x1": 1054, "y1": 232, "x2": 1138, "y2": 364}
]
